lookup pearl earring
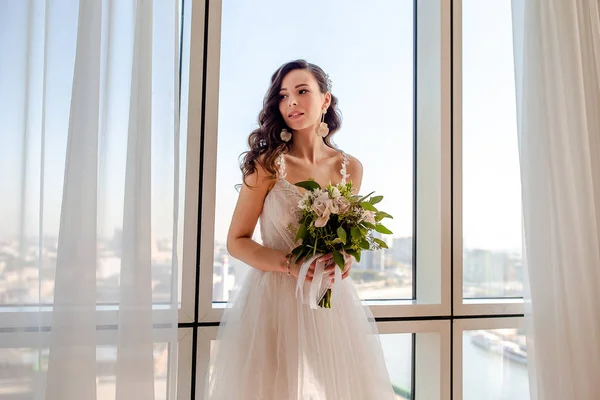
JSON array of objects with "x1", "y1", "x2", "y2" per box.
[
  {"x1": 280, "y1": 128, "x2": 292, "y2": 142},
  {"x1": 316, "y1": 110, "x2": 329, "y2": 137}
]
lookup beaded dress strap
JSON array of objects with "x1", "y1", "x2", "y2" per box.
[
  {"x1": 276, "y1": 153, "x2": 287, "y2": 179},
  {"x1": 340, "y1": 152, "x2": 350, "y2": 184}
]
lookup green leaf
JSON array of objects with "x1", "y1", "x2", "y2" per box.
[
  {"x1": 337, "y1": 227, "x2": 347, "y2": 244},
  {"x1": 332, "y1": 238, "x2": 345, "y2": 245},
  {"x1": 370, "y1": 195, "x2": 383, "y2": 205},
  {"x1": 295, "y1": 180, "x2": 321, "y2": 191},
  {"x1": 346, "y1": 249, "x2": 361, "y2": 263},
  {"x1": 360, "y1": 202, "x2": 378, "y2": 212},
  {"x1": 333, "y1": 249, "x2": 345, "y2": 270},
  {"x1": 350, "y1": 226, "x2": 362, "y2": 240},
  {"x1": 291, "y1": 246, "x2": 303, "y2": 255},
  {"x1": 295, "y1": 223, "x2": 308, "y2": 242},
  {"x1": 362, "y1": 222, "x2": 376, "y2": 230},
  {"x1": 356, "y1": 191, "x2": 375, "y2": 203},
  {"x1": 375, "y1": 211, "x2": 393, "y2": 221},
  {"x1": 360, "y1": 238, "x2": 370, "y2": 249},
  {"x1": 375, "y1": 224, "x2": 393, "y2": 235},
  {"x1": 373, "y1": 238, "x2": 389, "y2": 249},
  {"x1": 293, "y1": 248, "x2": 305, "y2": 265}
]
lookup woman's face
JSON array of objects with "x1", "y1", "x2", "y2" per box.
[{"x1": 278, "y1": 69, "x2": 330, "y2": 132}]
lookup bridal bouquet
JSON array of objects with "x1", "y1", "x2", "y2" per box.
[{"x1": 291, "y1": 179, "x2": 393, "y2": 308}]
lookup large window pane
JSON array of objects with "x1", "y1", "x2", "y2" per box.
[
  {"x1": 463, "y1": 329, "x2": 529, "y2": 400},
  {"x1": 380, "y1": 334, "x2": 413, "y2": 400},
  {"x1": 462, "y1": 1, "x2": 523, "y2": 298},
  {"x1": 0, "y1": 1, "x2": 186, "y2": 307},
  {"x1": 213, "y1": 0, "x2": 414, "y2": 302},
  {"x1": 0, "y1": 342, "x2": 171, "y2": 400}
]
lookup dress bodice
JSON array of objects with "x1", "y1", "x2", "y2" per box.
[{"x1": 259, "y1": 151, "x2": 350, "y2": 252}]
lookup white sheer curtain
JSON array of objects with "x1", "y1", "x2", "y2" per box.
[
  {"x1": 0, "y1": 1, "x2": 181, "y2": 399},
  {"x1": 511, "y1": 1, "x2": 600, "y2": 399}
]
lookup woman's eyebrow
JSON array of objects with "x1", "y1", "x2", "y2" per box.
[{"x1": 280, "y1": 83, "x2": 309, "y2": 91}]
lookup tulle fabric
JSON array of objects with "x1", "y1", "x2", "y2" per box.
[{"x1": 207, "y1": 160, "x2": 395, "y2": 399}]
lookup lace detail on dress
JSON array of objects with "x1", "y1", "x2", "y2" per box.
[{"x1": 340, "y1": 151, "x2": 350, "y2": 184}]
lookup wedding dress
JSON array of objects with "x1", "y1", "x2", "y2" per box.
[{"x1": 206, "y1": 151, "x2": 396, "y2": 399}]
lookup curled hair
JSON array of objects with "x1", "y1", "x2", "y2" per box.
[{"x1": 240, "y1": 60, "x2": 342, "y2": 186}]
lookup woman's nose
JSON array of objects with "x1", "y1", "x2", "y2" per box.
[{"x1": 288, "y1": 97, "x2": 298, "y2": 107}]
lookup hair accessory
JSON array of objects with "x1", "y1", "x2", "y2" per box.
[{"x1": 325, "y1": 73, "x2": 333, "y2": 92}]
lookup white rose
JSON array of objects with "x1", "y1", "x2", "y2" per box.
[
  {"x1": 297, "y1": 191, "x2": 311, "y2": 210},
  {"x1": 330, "y1": 187, "x2": 341, "y2": 199}
]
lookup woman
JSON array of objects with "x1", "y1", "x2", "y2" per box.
[{"x1": 207, "y1": 60, "x2": 395, "y2": 399}]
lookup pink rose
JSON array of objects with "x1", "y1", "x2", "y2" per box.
[
  {"x1": 362, "y1": 210, "x2": 377, "y2": 225},
  {"x1": 315, "y1": 211, "x2": 331, "y2": 228},
  {"x1": 335, "y1": 197, "x2": 351, "y2": 214},
  {"x1": 312, "y1": 193, "x2": 333, "y2": 227},
  {"x1": 311, "y1": 192, "x2": 331, "y2": 217},
  {"x1": 327, "y1": 199, "x2": 339, "y2": 214}
]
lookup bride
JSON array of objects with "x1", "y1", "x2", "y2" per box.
[{"x1": 207, "y1": 59, "x2": 395, "y2": 399}]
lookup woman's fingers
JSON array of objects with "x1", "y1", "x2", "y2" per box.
[
  {"x1": 324, "y1": 264, "x2": 336, "y2": 273},
  {"x1": 342, "y1": 262, "x2": 352, "y2": 279},
  {"x1": 300, "y1": 253, "x2": 354, "y2": 281}
]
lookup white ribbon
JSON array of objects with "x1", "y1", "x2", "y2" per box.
[{"x1": 295, "y1": 253, "x2": 343, "y2": 309}]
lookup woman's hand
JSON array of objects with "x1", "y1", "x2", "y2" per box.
[
  {"x1": 318, "y1": 253, "x2": 354, "y2": 281},
  {"x1": 289, "y1": 252, "x2": 354, "y2": 282}
]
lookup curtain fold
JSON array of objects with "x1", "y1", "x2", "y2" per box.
[
  {"x1": 511, "y1": 1, "x2": 600, "y2": 399},
  {"x1": 0, "y1": 1, "x2": 181, "y2": 398}
]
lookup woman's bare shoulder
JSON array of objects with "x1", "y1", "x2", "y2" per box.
[
  {"x1": 339, "y1": 151, "x2": 363, "y2": 178},
  {"x1": 336, "y1": 150, "x2": 363, "y2": 192}
]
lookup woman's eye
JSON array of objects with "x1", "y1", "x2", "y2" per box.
[
  {"x1": 279, "y1": 94, "x2": 288, "y2": 100},
  {"x1": 299, "y1": 89, "x2": 308, "y2": 94}
]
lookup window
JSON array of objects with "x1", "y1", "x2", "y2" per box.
[
  {"x1": 0, "y1": 329, "x2": 188, "y2": 400},
  {"x1": 211, "y1": 0, "x2": 415, "y2": 303},
  {"x1": 463, "y1": 329, "x2": 529, "y2": 400},
  {"x1": 380, "y1": 333, "x2": 413, "y2": 399},
  {"x1": 198, "y1": 321, "x2": 449, "y2": 398},
  {"x1": 2, "y1": 0, "x2": 531, "y2": 398},
  {"x1": 454, "y1": 319, "x2": 529, "y2": 400},
  {"x1": 190, "y1": 0, "x2": 528, "y2": 399},
  {"x1": 0, "y1": 0, "x2": 186, "y2": 308},
  {"x1": 461, "y1": 0, "x2": 523, "y2": 299},
  {"x1": 0, "y1": 0, "x2": 189, "y2": 398}
]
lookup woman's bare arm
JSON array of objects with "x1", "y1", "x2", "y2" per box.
[{"x1": 226, "y1": 165, "x2": 288, "y2": 273}]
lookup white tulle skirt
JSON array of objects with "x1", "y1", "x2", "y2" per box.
[{"x1": 206, "y1": 268, "x2": 395, "y2": 400}]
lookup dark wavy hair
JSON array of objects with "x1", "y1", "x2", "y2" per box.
[{"x1": 240, "y1": 60, "x2": 342, "y2": 186}]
